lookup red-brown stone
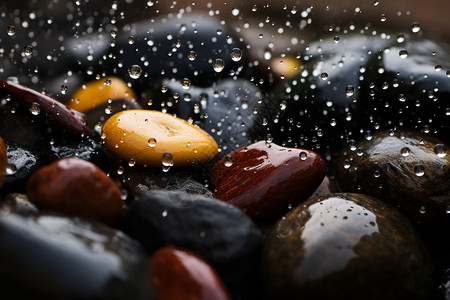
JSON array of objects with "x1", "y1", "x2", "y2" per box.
[
  {"x1": 26, "y1": 157, "x2": 125, "y2": 226},
  {"x1": 209, "y1": 141, "x2": 326, "y2": 221},
  {"x1": 0, "y1": 136, "x2": 6, "y2": 189},
  {"x1": 151, "y1": 247, "x2": 231, "y2": 300}
]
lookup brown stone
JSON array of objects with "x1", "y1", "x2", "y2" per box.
[
  {"x1": 209, "y1": 141, "x2": 326, "y2": 221},
  {"x1": 26, "y1": 157, "x2": 125, "y2": 226}
]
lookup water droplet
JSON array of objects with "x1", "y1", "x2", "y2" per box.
[
  {"x1": 414, "y1": 164, "x2": 425, "y2": 176},
  {"x1": 147, "y1": 1, "x2": 154, "y2": 7},
  {"x1": 117, "y1": 166, "x2": 124, "y2": 175},
  {"x1": 398, "y1": 94, "x2": 406, "y2": 102},
  {"x1": 399, "y1": 50, "x2": 408, "y2": 59},
  {"x1": 345, "y1": 85, "x2": 355, "y2": 97},
  {"x1": 7, "y1": 26, "x2": 15, "y2": 36},
  {"x1": 224, "y1": 155, "x2": 234, "y2": 167},
  {"x1": 411, "y1": 22, "x2": 421, "y2": 33},
  {"x1": 181, "y1": 78, "x2": 191, "y2": 90},
  {"x1": 434, "y1": 144, "x2": 447, "y2": 157},
  {"x1": 188, "y1": 51, "x2": 197, "y2": 61},
  {"x1": 128, "y1": 65, "x2": 142, "y2": 79},
  {"x1": 419, "y1": 206, "x2": 426, "y2": 214},
  {"x1": 320, "y1": 72, "x2": 328, "y2": 80},
  {"x1": 60, "y1": 85, "x2": 68, "y2": 94},
  {"x1": 128, "y1": 159, "x2": 136, "y2": 167},
  {"x1": 22, "y1": 45, "x2": 33, "y2": 57},
  {"x1": 232, "y1": 8, "x2": 240, "y2": 16},
  {"x1": 5, "y1": 163, "x2": 17, "y2": 175},
  {"x1": 162, "y1": 210, "x2": 168, "y2": 217},
  {"x1": 213, "y1": 59, "x2": 225, "y2": 72},
  {"x1": 265, "y1": 134, "x2": 273, "y2": 144},
  {"x1": 148, "y1": 138, "x2": 157, "y2": 147},
  {"x1": 162, "y1": 152, "x2": 174, "y2": 167},
  {"x1": 373, "y1": 170, "x2": 381, "y2": 178},
  {"x1": 400, "y1": 147, "x2": 411, "y2": 156},
  {"x1": 29, "y1": 102, "x2": 40, "y2": 115},
  {"x1": 128, "y1": 36, "x2": 135, "y2": 45},
  {"x1": 299, "y1": 151, "x2": 308, "y2": 160},
  {"x1": 105, "y1": 106, "x2": 112, "y2": 114},
  {"x1": 230, "y1": 48, "x2": 243, "y2": 62}
]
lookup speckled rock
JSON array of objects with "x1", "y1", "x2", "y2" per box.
[{"x1": 262, "y1": 193, "x2": 432, "y2": 300}]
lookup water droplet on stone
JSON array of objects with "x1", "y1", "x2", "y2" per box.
[
  {"x1": 299, "y1": 151, "x2": 308, "y2": 160},
  {"x1": 128, "y1": 159, "x2": 136, "y2": 167},
  {"x1": 117, "y1": 166, "x2": 124, "y2": 175},
  {"x1": 224, "y1": 155, "x2": 234, "y2": 167},
  {"x1": 434, "y1": 144, "x2": 447, "y2": 157},
  {"x1": 213, "y1": 59, "x2": 225, "y2": 72},
  {"x1": 400, "y1": 147, "x2": 411, "y2": 157},
  {"x1": 230, "y1": 48, "x2": 243, "y2": 62},
  {"x1": 162, "y1": 152, "x2": 174, "y2": 167},
  {"x1": 128, "y1": 65, "x2": 142, "y2": 79},
  {"x1": 414, "y1": 163, "x2": 425, "y2": 176},
  {"x1": 182, "y1": 78, "x2": 191, "y2": 90},
  {"x1": 148, "y1": 138, "x2": 157, "y2": 147}
]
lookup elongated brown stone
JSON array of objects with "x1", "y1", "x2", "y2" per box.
[{"x1": 0, "y1": 79, "x2": 89, "y2": 137}]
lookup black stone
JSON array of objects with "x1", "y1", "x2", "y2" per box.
[
  {"x1": 118, "y1": 190, "x2": 263, "y2": 290},
  {"x1": 0, "y1": 214, "x2": 154, "y2": 299}
]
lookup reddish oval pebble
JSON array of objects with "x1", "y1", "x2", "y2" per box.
[
  {"x1": 26, "y1": 157, "x2": 125, "y2": 226},
  {"x1": 151, "y1": 247, "x2": 231, "y2": 300},
  {"x1": 209, "y1": 141, "x2": 326, "y2": 221},
  {"x1": 0, "y1": 136, "x2": 6, "y2": 189}
]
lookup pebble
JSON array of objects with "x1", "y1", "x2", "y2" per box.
[
  {"x1": 68, "y1": 77, "x2": 136, "y2": 112},
  {"x1": 0, "y1": 214, "x2": 152, "y2": 299},
  {"x1": 209, "y1": 141, "x2": 326, "y2": 221},
  {"x1": 151, "y1": 247, "x2": 231, "y2": 300},
  {"x1": 102, "y1": 110, "x2": 218, "y2": 167},
  {"x1": 0, "y1": 137, "x2": 5, "y2": 189},
  {"x1": 262, "y1": 193, "x2": 432, "y2": 299},
  {"x1": 336, "y1": 130, "x2": 450, "y2": 228},
  {"x1": 26, "y1": 157, "x2": 125, "y2": 226},
  {"x1": 118, "y1": 190, "x2": 263, "y2": 291},
  {"x1": 0, "y1": 79, "x2": 89, "y2": 137}
]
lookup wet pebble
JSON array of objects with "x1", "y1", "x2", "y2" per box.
[
  {"x1": 209, "y1": 141, "x2": 326, "y2": 221},
  {"x1": 102, "y1": 110, "x2": 218, "y2": 167},
  {"x1": 26, "y1": 157, "x2": 125, "y2": 226},
  {"x1": 151, "y1": 247, "x2": 231, "y2": 300},
  {"x1": 119, "y1": 190, "x2": 263, "y2": 290},
  {"x1": 0, "y1": 214, "x2": 152, "y2": 299},
  {"x1": 262, "y1": 193, "x2": 432, "y2": 299},
  {"x1": 336, "y1": 130, "x2": 450, "y2": 228}
]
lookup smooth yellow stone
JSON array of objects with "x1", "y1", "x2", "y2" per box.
[
  {"x1": 0, "y1": 136, "x2": 6, "y2": 189},
  {"x1": 102, "y1": 110, "x2": 219, "y2": 167},
  {"x1": 68, "y1": 77, "x2": 136, "y2": 112},
  {"x1": 270, "y1": 56, "x2": 301, "y2": 80}
]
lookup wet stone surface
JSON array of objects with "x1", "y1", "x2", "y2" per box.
[
  {"x1": 209, "y1": 141, "x2": 326, "y2": 221},
  {"x1": 336, "y1": 130, "x2": 450, "y2": 228},
  {"x1": 262, "y1": 193, "x2": 432, "y2": 300},
  {"x1": 0, "y1": 214, "x2": 153, "y2": 299},
  {"x1": 119, "y1": 190, "x2": 263, "y2": 292}
]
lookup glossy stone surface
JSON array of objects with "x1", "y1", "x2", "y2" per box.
[
  {"x1": 151, "y1": 247, "x2": 231, "y2": 300},
  {"x1": 119, "y1": 190, "x2": 263, "y2": 289},
  {"x1": 0, "y1": 193, "x2": 38, "y2": 217},
  {"x1": 0, "y1": 137, "x2": 5, "y2": 189},
  {"x1": 0, "y1": 214, "x2": 152, "y2": 299},
  {"x1": 26, "y1": 158, "x2": 125, "y2": 226},
  {"x1": 262, "y1": 193, "x2": 432, "y2": 299},
  {"x1": 68, "y1": 77, "x2": 136, "y2": 112},
  {"x1": 146, "y1": 78, "x2": 274, "y2": 155},
  {"x1": 102, "y1": 110, "x2": 218, "y2": 167},
  {"x1": 0, "y1": 80, "x2": 89, "y2": 137},
  {"x1": 209, "y1": 141, "x2": 326, "y2": 221},
  {"x1": 2, "y1": 143, "x2": 42, "y2": 195},
  {"x1": 336, "y1": 130, "x2": 450, "y2": 227}
]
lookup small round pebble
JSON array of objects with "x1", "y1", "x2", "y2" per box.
[
  {"x1": 68, "y1": 77, "x2": 136, "y2": 112},
  {"x1": 102, "y1": 110, "x2": 218, "y2": 167},
  {"x1": 26, "y1": 157, "x2": 125, "y2": 226}
]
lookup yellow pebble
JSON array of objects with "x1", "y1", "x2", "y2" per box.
[
  {"x1": 0, "y1": 136, "x2": 6, "y2": 189},
  {"x1": 270, "y1": 56, "x2": 301, "y2": 80},
  {"x1": 102, "y1": 110, "x2": 218, "y2": 167},
  {"x1": 68, "y1": 77, "x2": 136, "y2": 112}
]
